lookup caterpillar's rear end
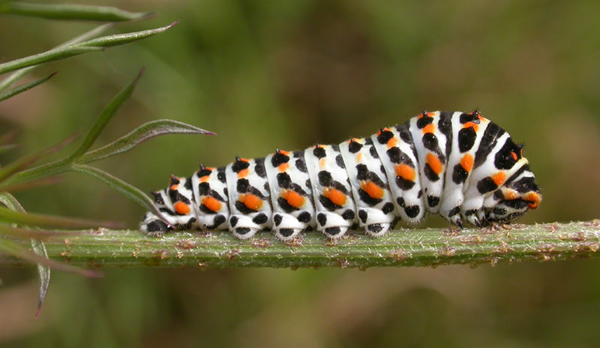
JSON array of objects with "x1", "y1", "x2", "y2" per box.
[{"x1": 141, "y1": 110, "x2": 542, "y2": 240}]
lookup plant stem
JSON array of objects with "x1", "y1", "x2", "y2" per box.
[{"x1": 1, "y1": 221, "x2": 599, "y2": 269}]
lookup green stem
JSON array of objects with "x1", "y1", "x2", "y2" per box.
[{"x1": 1, "y1": 221, "x2": 598, "y2": 269}]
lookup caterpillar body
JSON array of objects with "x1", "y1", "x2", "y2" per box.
[{"x1": 141, "y1": 110, "x2": 542, "y2": 241}]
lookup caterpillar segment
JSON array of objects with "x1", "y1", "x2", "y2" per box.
[
  {"x1": 141, "y1": 110, "x2": 542, "y2": 240},
  {"x1": 265, "y1": 150, "x2": 316, "y2": 241}
]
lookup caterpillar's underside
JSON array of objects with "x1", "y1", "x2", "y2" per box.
[{"x1": 141, "y1": 111, "x2": 542, "y2": 241}]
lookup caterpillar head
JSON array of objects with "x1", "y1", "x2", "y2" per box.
[{"x1": 487, "y1": 167, "x2": 542, "y2": 222}]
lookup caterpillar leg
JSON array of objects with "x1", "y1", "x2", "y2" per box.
[{"x1": 140, "y1": 212, "x2": 171, "y2": 237}]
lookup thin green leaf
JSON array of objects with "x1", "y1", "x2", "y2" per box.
[
  {"x1": 0, "y1": 46, "x2": 104, "y2": 76},
  {"x1": 0, "y1": 205, "x2": 123, "y2": 229},
  {"x1": 0, "y1": 72, "x2": 56, "y2": 102},
  {"x1": 77, "y1": 120, "x2": 215, "y2": 164},
  {"x1": 69, "y1": 68, "x2": 144, "y2": 160},
  {"x1": 0, "y1": 134, "x2": 76, "y2": 182},
  {"x1": 72, "y1": 164, "x2": 173, "y2": 228},
  {"x1": 0, "y1": 22, "x2": 175, "y2": 76},
  {"x1": 0, "y1": 238, "x2": 101, "y2": 278},
  {"x1": 0, "y1": 2, "x2": 152, "y2": 22},
  {"x1": 0, "y1": 23, "x2": 113, "y2": 92},
  {"x1": 0, "y1": 223, "x2": 82, "y2": 240},
  {"x1": 79, "y1": 21, "x2": 176, "y2": 48},
  {"x1": 0, "y1": 176, "x2": 61, "y2": 193},
  {"x1": 0, "y1": 193, "x2": 50, "y2": 318}
]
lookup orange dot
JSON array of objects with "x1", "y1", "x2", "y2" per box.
[
  {"x1": 511, "y1": 151, "x2": 518, "y2": 161},
  {"x1": 387, "y1": 137, "x2": 397, "y2": 148},
  {"x1": 504, "y1": 190, "x2": 519, "y2": 200},
  {"x1": 202, "y1": 196, "x2": 222, "y2": 212},
  {"x1": 463, "y1": 122, "x2": 479, "y2": 132},
  {"x1": 492, "y1": 172, "x2": 506, "y2": 186},
  {"x1": 395, "y1": 164, "x2": 416, "y2": 181},
  {"x1": 361, "y1": 181, "x2": 385, "y2": 200},
  {"x1": 356, "y1": 153, "x2": 363, "y2": 162},
  {"x1": 422, "y1": 124, "x2": 435, "y2": 134},
  {"x1": 319, "y1": 158, "x2": 327, "y2": 168},
  {"x1": 237, "y1": 168, "x2": 249, "y2": 178},
  {"x1": 174, "y1": 201, "x2": 191, "y2": 215},
  {"x1": 282, "y1": 190, "x2": 305, "y2": 209},
  {"x1": 279, "y1": 150, "x2": 290, "y2": 156},
  {"x1": 170, "y1": 185, "x2": 179, "y2": 191},
  {"x1": 278, "y1": 163, "x2": 289, "y2": 172},
  {"x1": 524, "y1": 192, "x2": 541, "y2": 209},
  {"x1": 240, "y1": 194, "x2": 263, "y2": 211},
  {"x1": 200, "y1": 176, "x2": 210, "y2": 183},
  {"x1": 324, "y1": 187, "x2": 347, "y2": 206},
  {"x1": 426, "y1": 153, "x2": 443, "y2": 175},
  {"x1": 460, "y1": 154, "x2": 474, "y2": 172}
]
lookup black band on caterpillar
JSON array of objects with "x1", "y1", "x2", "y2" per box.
[{"x1": 141, "y1": 111, "x2": 542, "y2": 240}]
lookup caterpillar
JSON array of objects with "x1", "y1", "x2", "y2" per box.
[{"x1": 141, "y1": 110, "x2": 542, "y2": 241}]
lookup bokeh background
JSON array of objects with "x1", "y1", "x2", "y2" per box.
[{"x1": 1, "y1": 0, "x2": 600, "y2": 346}]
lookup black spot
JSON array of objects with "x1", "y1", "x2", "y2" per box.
[
  {"x1": 367, "y1": 224, "x2": 384, "y2": 233},
  {"x1": 427, "y1": 195, "x2": 440, "y2": 207},
  {"x1": 236, "y1": 179, "x2": 250, "y2": 193},
  {"x1": 159, "y1": 207, "x2": 173, "y2": 214},
  {"x1": 458, "y1": 127, "x2": 477, "y2": 152},
  {"x1": 396, "y1": 176, "x2": 416, "y2": 190},
  {"x1": 213, "y1": 215, "x2": 226, "y2": 227},
  {"x1": 512, "y1": 176, "x2": 539, "y2": 194},
  {"x1": 396, "y1": 197, "x2": 405, "y2": 207},
  {"x1": 494, "y1": 138, "x2": 520, "y2": 170},
  {"x1": 273, "y1": 214, "x2": 282, "y2": 226},
  {"x1": 224, "y1": 188, "x2": 228, "y2": 196},
  {"x1": 336, "y1": 154, "x2": 345, "y2": 168},
  {"x1": 359, "y1": 189, "x2": 383, "y2": 206},
  {"x1": 296, "y1": 158, "x2": 308, "y2": 173},
  {"x1": 377, "y1": 129, "x2": 394, "y2": 144},
  {"x1": 151, "y1": 191, "x2": 164, "y2": 205},
  {"x1": 271, "y1": 151, "x2": 290, "y2": 167},
  {"x1": 229, "y1": 216, "x2": 238, "y2": 227},
  {"x1": 382, "y1": 202, "x2": 395, "y2": 214},
  {"x1": 493, "y1": 207, "x2": 507, "y2": 216},
  {"x1": 503, "y1": 199, "x2": 528, "y2": 209},
  {"x1": 396, "y1": 124, "x2": 413, "y2": 144},
  {"x1": 422, "y1": 133, "x2": 438, "y2": 151},
  {"x1": 254, "y1": 158, "x2": 266, "y2": 178},
  {"x1": 342, "y1": 209, "x2": 355, "y2": 220},
  {"x1": 313, "y1": 146, "x2": 326, "y2": 158},
  {"x1": 320, "y1": 195, "x2": 342, "y2": 210},
  {"x1": 386, "y1": 147, "x2": 414, "y2": 166},
  {"x1": 349, "y1": 140, "x2": 363, "y2": 153},
  {"x1": 217, "y1": 168, "x2": 226, "y2": 183},
  {"x1": 369, "y1": 145, "x2": 379, "y2": 158},
  {"x1": 298, "y1": 212, "x2": 312, "y2": 223},
  {"x1": 474, "y1": 122, "x2": 505, "y2": 168},
  {"x1": 235, "y1": 201, "x2": 257, "y2": 214},
  {"x1": 494, "y1": 189, "x2": 504, "y2": 200},
  {"x1": 452, "y1": 164, "x2": 469, "y2": 184},
  {"x1": 264, "y1": 182, "x2": 270, "y2": 193},
  {"x1": 318, "y1": 171, "x2": 333, "y2": 187},
  {"x1": 446, "y1": 207, "x2": 459, "y2": 218},
  {"x1": 198, "y1": 182, "x2": 210, "y2": 196},
  {"x1": 438, "y1": 112, "x2": 454, "y2": 158},
  {"x1": 332, "y1": 144, "x2": 340, "y2": 152},
  {"x1": 197, "y1": 168, "x2": 212, "y2": 178},
  {"x1": 325, "y1": 227, "x2": 341, "y2": 236},
  {"x1": 477, "y1": 177, "x2": 499, "y2": 194},
  {"x1": 416, "y1": 116, "x2": 433, "y2": 129},
  {"x1": 356, "y1": 164, "x2": 369, "y2": 180},
  {"x1": 146, "y1": 220, "x2": 169, "y2": 233},
  {"x1": 278, "y1": 228, "x2": 295, "y2": 237},
  {"x1": 380, "y1": 165, "x2": 386, "y2": 174},
  {"x1": 231, "y1": 159, "x2": 250, "y2": 173},
  {"x1": 252, "y1": 213, "x2": 268, "y2": 224},
  {"x1": 317, "y1": 213, "x2": 327, "y2": 226},
  {"x1": 424, "y1": 164, "x2": 440, "y2": 181},
  {"x1": 404, "y1": 205, "x2": 420, "y2": 218},
  {"x1": 358, "y1": 210, "x2": 368, "y2": 223},
  {"x1": 235, "y1": 228, "x2": 251, "y2": 235},
  {"x1": 417, "y1": 190, "x2": 423, "y2": 198},
  {"x1": 277, "y1": 172, "x2": 292, "y2": 189}
]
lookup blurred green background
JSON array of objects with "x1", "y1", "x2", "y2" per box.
[{"x1": 1, "y1": 0, "x2": 600, "y2": 346}]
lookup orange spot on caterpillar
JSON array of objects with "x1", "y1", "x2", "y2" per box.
[
  {"x1": 460, "y1": 154, "x2": 474, "y2": 172},
  {"x1": 278, "y1": 150, "x2": 290, "y2": 156},
  {"x1": 511, "y1": 151, "x2": 518, "y2": 161},
  {"x1": 240, "y1": 194, "x2": 263, "y2": 211},
  {"x1": 202, "y1": 196, "x2": 222, "y2": 212},
  {"x1": 200, "y1": 176, "x2": 210, "y2": 183},
  {"x1": 387, "y1": 137, "x2": 397, "y2": 148},
  {"x1": 174, "y1": 201, "x2": 191, "y2": 215},
  {"x1": 319, "y1": 158, "x2": 327, "y2": 168},
  {"x1": 504, "y1": 189, "x2": 519, "y2": 201},
  {"x1": 278, "y1": 163, "x2": 289, "y2": 172},
  {"x1": 356, "y1": 153, "x2": 363, "y2": 162},
  {"x1": 170, "y1": 185, "x2": 179, "y2": 191},
  {"x1": 281, "y1": 190, "x2": 305, "y2": 209},
  {"x1": 237, "y1": 169, "x2": 249, "y2": 178},
  {"x1": 426, "y1": 153, "x2": 443, "y2": 175},
  {"x1": 205, "y1": 167, "x2": 215, "y2": 171},
  {"x1": 361, "y1": 181, "x2": 385, "y2": 200},
  {"x1": 324, "y1": 187, "x2": 347, "y2": 206},
  {"x1": 422, "y1": 124, "x2": 435, "y2": 134},
  {"x1": 395, "y1": 164, "x2": 416, "y2": 181},
  {"x1": 463, "y1": 122, "x2": 479, "y2": 132},
  {"x1": 492, "y1": 172, "x2": 506, "y2": 186},
  {"x1": 525, "y1": 192, "x2": 541, "y2": 209}
]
